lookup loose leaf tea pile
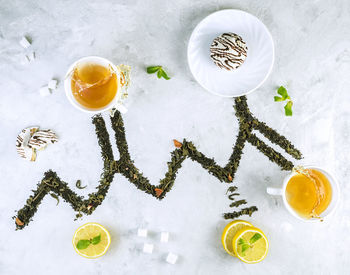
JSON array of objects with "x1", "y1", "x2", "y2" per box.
[{"x1": 14, "y1": 96, "x2": 302, "y2": 230}]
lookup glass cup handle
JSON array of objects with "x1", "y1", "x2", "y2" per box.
[{"x1": 266, "y1": 187, "x2": 283, "y2": 196}]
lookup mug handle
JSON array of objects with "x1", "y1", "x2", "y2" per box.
[{"x1": 266, "y1": 187, "x2": 283, "y2": 196}]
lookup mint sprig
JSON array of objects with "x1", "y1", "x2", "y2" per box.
[
  {"x1": 146, "y1": 66, "x2": 170, "y2": 80},
  {"x1": 238, "y1": 233, "x2": 262, "y2": 256},
  {"x1": 76, "y1": 233, "x2": 101, "y2": 250},
  {"x1": 274, "y1": 86, "x2": 293, "y2": 116},
  {"x1": 250, "y1": 233, "x2": 262, "y2": 244}
]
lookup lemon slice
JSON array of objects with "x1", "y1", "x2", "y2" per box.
[
  {"x1": 72, "y1": 222, "x2": 111, "y2": 259},
  {"x1": 221, "y1": 220, "x2": 253, "y2": 256},
  {"x1": 233, "y1": 226, "x2": 268, "y2": 264}
]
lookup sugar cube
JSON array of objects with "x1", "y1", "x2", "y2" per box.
[
  {"x1": 48, "y1": 79, "x2": 58, "y2": 90},
  {"x1": 28, "y1": 52, "x2": 35, "y2": 62},
  {"x1": 166, "y1": 252, "x2": 178, "y2": 264},
  {"x1": 19, "y1": 37, "x2": 31, "y2": 48},
  {"x1": 39, "y1": 86, "x2": 51, "y2": 97},
  {"x1": 27, "y1": 52, "x2": 35, "y2": 62},
  {"x1": 23, "y1": 55, "x2": 31, "y2": 64},
  {"x1": 143, "y1": 243, "x2": 154, "y2": 254},
  {"x1": 137, "y1": 228, "x2": 148, "y2": 237},
  {"x1": 160, "y1": 232, "x2": 169, "y2": 243}
]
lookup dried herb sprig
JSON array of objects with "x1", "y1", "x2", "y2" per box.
[{"x1": 15, "y1": 96, "x2": 302, "y2": 229}]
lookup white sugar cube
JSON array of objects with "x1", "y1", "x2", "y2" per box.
[
  {"x1": 39, "y1": 86, "x2": 51, "y2": 97},
  {"x1": 137, "y1": 228, "x2": 148, "y2": 237},
  {"x1": 27, "y1": 52, "x2": 35, "y2": 62},
  {"x1": 143, "y1": 243, "x2": 154, "y2": 254},
  {"x1": 23, "y1": 55, "x2": 31, "y2": 64},
  {"x1": 166, "y1": 252, "x2": 178, "y2": 264},
  {"x1": 160, "y1": 232, "x2": 169, "y2": 243},
  {"x1": 48, "y1": 79, "x2": 58, "y2": 90},
  {"x1": 19, "y1": 37, "x2": 31, "y2": 48}
]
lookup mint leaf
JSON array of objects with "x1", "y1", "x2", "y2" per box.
[
  {"x1": 274, "y1": 96, "x2": 283, "y2": 102},
  {"x1": 238, "y1": 238, "x2": 246, "y2": 245},
  {"x1": 159, "y1": 68, "x2": 170, "y2": 80},
  {"x1": 146, "y1": 66, "x2": 160, "y2": 74},
  {"x1": 277, "y1": 86, "x2": 289, "y2": 100},
  {"x1": 249, "y1": 233, "x2": 262, "y2": 244},
  {"x1": 147, "y1": 65, "x2": 171, "y2": 80},
  {"x1": 76, "y1": 239, "x2": 90, "y2": 250},
  {"x1": 91, "y1": 234, "x2": 101, "y2": 245},
  {"x1": 241, "y1": 244, "x2": 250, "y2": 255},
  {"x1": 284, "y1": 101, "x2": 293, "y2": 116}
]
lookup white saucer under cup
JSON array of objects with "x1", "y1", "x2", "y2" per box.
[{"x1": 187, "y1": 9, "x2": 275, "y2": 97}]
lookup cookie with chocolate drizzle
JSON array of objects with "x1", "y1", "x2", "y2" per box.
[{"x1": 210, "y1": 33, "x2": 248, "y2": 71}]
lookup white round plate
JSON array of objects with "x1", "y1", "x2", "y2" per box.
[{"x1": 187, "y1": 9, "x2": 274, "y2": 97}]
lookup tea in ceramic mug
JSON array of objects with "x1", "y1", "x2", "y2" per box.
[{"x1": 285, "y1": 168, "x2": 332, "y2": 220}]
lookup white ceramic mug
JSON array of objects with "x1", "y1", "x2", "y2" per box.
[
  {"x1": 267, "y1": 166, "x2": 340, "y2": 222},
  {"x1": 64, "y1": 56, "x2": 130, "y2": 114}
]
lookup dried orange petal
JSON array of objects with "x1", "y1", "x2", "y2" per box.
[
  {"x1": 155, "y1": 188, "x2": 164, "y2": 197},
  {"x1": 15, "y1": 217, "x2": 24, "y2": 226},
  {"x1": 173, "y1": 139, "x2": 182, "y2": 148}
]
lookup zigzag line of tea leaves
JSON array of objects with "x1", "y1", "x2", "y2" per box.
[{"x1": 14, "y1": 96, "x2": 302, "y2": 230}]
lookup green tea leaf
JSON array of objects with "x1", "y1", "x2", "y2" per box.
[
  {"x1": 241, "y1": 243, "x2": 250, "y2": 254},
  {"x1": 146, "y1": 66, "x2": 160, "y2": 74},
  {"x1": 274, "y1": 96, "x2": 283, "y2": 102},
  {"x1": 277, "y1": 86, "x2": 289, "y2": 100},
  {"x1": 249, "y1": 233, "x2": 262, "y2": 244},
  {"x1": 76, "y1": 239, "x2": 90, "y2": 250},
  {"x1": 76, "y1": 180, "x2": 87, "y2": 189},
  {"x1": 284, "y1": 101, "x2": 293, "y2": 116},
  {"x1": 91, "y1": 234, "x2": 101, "y2": 245},
  {"x1": 50, "y1": 193, "x2": 59, "y2": 205},
  {"x1": 157, "y1": 69, "x2": 162, "y2": 79},
  {"x1": 159, "y1": 68, "x2": 170, "y2": 80}
]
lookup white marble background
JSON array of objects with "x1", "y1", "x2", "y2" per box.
[{"x1": 1, "y1": 0, "x2": 350, "y2": 274}]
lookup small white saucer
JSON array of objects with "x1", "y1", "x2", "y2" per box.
[{"x1": 187, "y1": 9, "x2": 274, "y2": 97}]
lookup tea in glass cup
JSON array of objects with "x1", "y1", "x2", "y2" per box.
[
  {"x1": 267, "y1": 166, "x2": 339, "y2": 222},
  {"x1": 65, "y1": 56, "x2": 130, "y2": 113},
  {"x1": 285, "y1": 168, "x2": 332, "y2": 220}
]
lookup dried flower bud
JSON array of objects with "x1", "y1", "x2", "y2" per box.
[
  {"x1": 15, "y1": 217, "x2": 24, "y2": 226},
  {"x1": 155, "y1": 188, "x2": 164, "y2": 197},
  {"x1": 173, "y1": 139, "x2": 182, "y2": 148}
]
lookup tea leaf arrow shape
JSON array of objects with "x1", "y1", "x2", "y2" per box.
[{"x1": 14, "y1": 96, "x2": 302, "y2": 230}]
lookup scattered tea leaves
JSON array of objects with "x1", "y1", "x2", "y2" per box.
[
  {"x1": 226, "y1": 186, "x2": 237, "y2": 194},
  {"x1": 76, "y1": 180, "x2": 87, "y2": 189},
  {"x1": 229, "y1": 199, "x2": 247, "y2": 207},
  {"x1": 228, "y1": 193, "x2": 239, "y2": 200}
]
